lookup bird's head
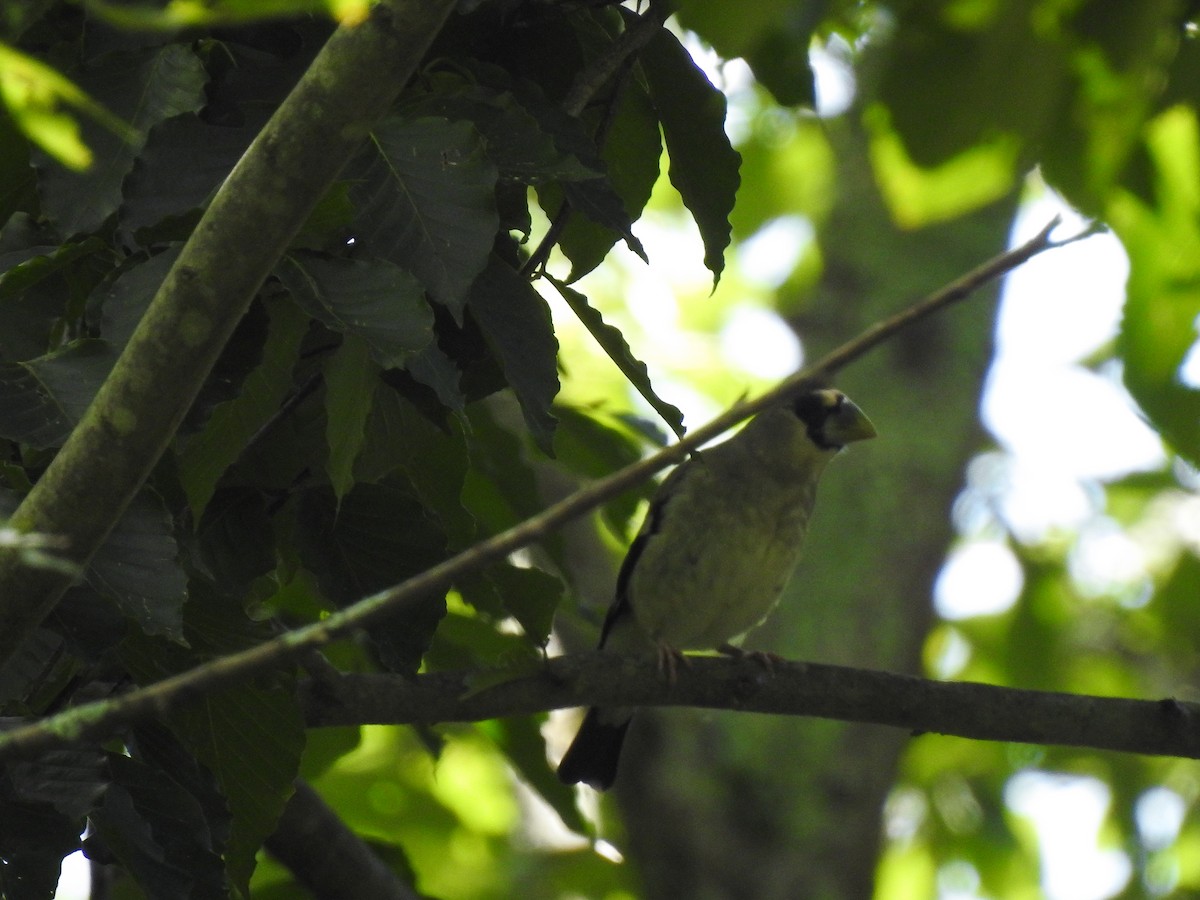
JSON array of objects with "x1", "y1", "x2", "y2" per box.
[{"x1": 790, "y1": 389, "x2": 876, "y2": 450}]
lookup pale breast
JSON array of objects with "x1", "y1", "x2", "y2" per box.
[{"x1": 628, "y1": 464, "x2": 818, "y2": 649}]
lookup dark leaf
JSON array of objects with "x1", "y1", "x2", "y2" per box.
[
  {"x1": 0, "y1": 340, "x2": 118, "y2": 449},
  {"x1": 86, "y1": 488, "x2": 187, "y2": 642},
  {"x1": 0, "y1": 782, "x2": 82, "y2": 900},
  {"x1": 176, "y1": 298, "x2": 309, "y2": 520},
  {"x1": 639, "y1": 26, "x2": 741, "y2": 285},
  {"x1": 120, "y1": 585, "x2": 305, "y2": 896},
  {"x1": 89, "y1": 754, "x2": 226, "y2": 900},
  {"x1": 544, "y1": 76, "x2": 660, "y2": 281},
  {"x1": 295, "y1": 480, "x2": 449, "y2": 674},
  {"x1": 356, "y1": 384, "x2": 477, "y2": 547},
  {"x1": 35, "y1": 44, "x2": 208, "y2": 236},
  {"x1": 194, "y1": 488, "x2": 276, "y2": 592},
  {"x1": 346, "y1": 116, "x2": 499, "y2": 317},
  {"x1": 322, "y1": 334, "x2": 376, "y2": 500},
  {"x1": 276, "y1": 252, "x2": 434, "y2": 369},
  {"x1": 121, "y1": 114, "x2": 261, "y2": 239},
  {"x1": 401, "y1": 82, "x2": 600, "y2": 183},
  {"x1": 466, "y1": 256, "x2": 559, "y2": 454}
]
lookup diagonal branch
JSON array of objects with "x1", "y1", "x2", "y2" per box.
[
  {"x1": 302, "y1": 655, "x2": 1200, "y2": 762},
  {"x1": 0, "y1": 220, "x2": 1067, "y2": 762},
  {"x1": 0, "y1": 0, "x2": 460, "y2": 666}
]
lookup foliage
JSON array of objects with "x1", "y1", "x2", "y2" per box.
[{"x1": 0, "y1": 0, "x2": 1198, "y2": 898}]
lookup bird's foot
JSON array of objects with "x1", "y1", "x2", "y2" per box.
[
  {"x1": 656, "y1": 643, "x2": 689, "y2": 684},
  {"x1": 718, "y1": 643, "x2": 783, "y2": 673}
]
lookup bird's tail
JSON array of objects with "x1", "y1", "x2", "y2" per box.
[{"x1": 556, "y1": 707, "x2": 633, "y2": 790}]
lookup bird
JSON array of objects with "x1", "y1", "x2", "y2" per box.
[{"x1": 556, "y1": 387, "x2": 876, "y2": 790}]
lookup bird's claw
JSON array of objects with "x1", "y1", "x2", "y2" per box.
[{"x1": 718, "y1": 643, "x2": 783, "y2": 673}]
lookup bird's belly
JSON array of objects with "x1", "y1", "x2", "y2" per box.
[{"x1": 630, "y1": 507, "x2": 809, "y2": 649}]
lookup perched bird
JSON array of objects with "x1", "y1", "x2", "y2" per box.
[{"x1": 556, "y1": 388, "x2": 876, "y2": 790}]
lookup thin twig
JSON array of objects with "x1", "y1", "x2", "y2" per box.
[{"x1": 0, "y1": 220, "x2": 1063, "y2": 761}]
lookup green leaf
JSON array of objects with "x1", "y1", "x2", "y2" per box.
[
  {"x1": 400, "y1": 83, "x2": 600, "y2": 184},
  {"x1": 546, "y1": 276, "x2": 684, "y2": 439},
  {"x1": 34, "y1": 44, "x2": 208, "y2": 235},
  {"x1": 120, "y1": 585, "x2": 305, "y2": 897},
  {"x1": 90, "y1": 754, "x2": 226, "y2": 900},
  {"x1": 462, "y1": 562, "x2": 561, "y2": 647},
  {"x1": 322, "y1": 334, "x2": 376, "y2": 501},
  {"x1": 1111, "y1": 106, "x2": 1200, "y2": 466},
  {"x1": 466, "y1": 256, "x2": 559, "y2": 454},
  {"x1": 357, "y1": 385, "x2": 476, "y2": 547},
  {"x1": 276, "y1": 252, "x2": 434, "y2": 369},
  {"x1": 639, "y1": 26, "x2": 741, "y2": 286},
  {"x1": 176, "y1": 298, "x2": 309, "y2": 520},
  {"x1": 674, "y1": 0, "x2": 821, "y2": 107},
  {"x1": 121, "y1": 113, "x2": 258, "y2": 238},
  {"x1": 0, "y1": 340, "x2": 118, "y2": 448},
  {"x1": 533, "y1": 62, "x2": 659, "y2": 280},
  {"x1": 346, "y1": 116, "x2": 499, "y2": 317},
  {"x1": 0, "y1": 42, "x2": 134, "y2": 172},
  {"x1": 294, "y1": 480, "x2": 448, "y2": 674},
  {"x1": 87, "y1": 488, "x2": 188, "y2": 643}
]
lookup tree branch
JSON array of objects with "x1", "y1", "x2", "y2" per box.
[
  {"x1": 0, "y1": 221, "x2": 1066, "y2": 762},
  {"x1": 302, "y1": 655, "x2": 1200, "y2": 761},
  {"x1": 0, "y1": 0, "x2": 460, "y2": 666},
  {"x1": 265, "y1": 780, "x2": 421, "y2": 900}
]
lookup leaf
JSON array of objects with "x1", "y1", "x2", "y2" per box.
[
  {"x1": 546, "y1": 276, "x2": 685, "y2": 439},
  {"x1": 541, "y1": 71, "x2": 660, "y2": 281},
  {"x1": 276, "y1": 252, "x2": 434, "y2": 368},
  {"x1": 121, "y1": 113, "x2": 258, "y2": 238},
  {"x1": 0, "y1": 236, "x2": 107, "y2": 306},
  {"x1": 176, "y1": 298, "x2": 309, "y2": 520},
  {"x1": 0, "y1": 787, "x2": 85, "y2": 899},
  {"x1": 194, "y1": 488, "x2": 276, "y2": 593},
  {"x1": 323, "y1": 334, "x2": 377, "y2": 501},
  {"x1": 400, "y1": 83, "x2": 600, "y2": 183},
  {"x1": 461, "y1": 562, "x2": 561, "y2": 646},
  {"x1": 550, "y1": 405, "x2": 653, "y2": 536},
  {"x1": 294, "y1": 480, "x2": 448, "y2": 674},
  {"x1": 34, "y1": 44, "x2": 208, "y2": 236},
  {"x1": 120, "y1": 585, "x2": 305, "y2": 897},
  {"x1": 346, "y1": 115, "x2": 499, "y2": 318},
  {"x1": 404, "y1": 343, "x2": 464, "y2": 412},
  {"x1": 94, "y1": 247, "x2": 182, "y2": 350},
  {"x1": 356, "y1": 385, "x2": 476, "y2": 547},
  {"x1": 0, "y1": 340, "x2": 119, "y2": 448},
  {"x1": 87, "y1": 488, "x2": 188, "y2": 643},
  {"x1": 1111, "y1": 107, "x2": 1200, "y2": 466},
  {"x1": 466, "y1": 256, "x2": 559, "y2": 455},
  {"x1": 89, "y1": 754, "x2": 226, "y2": 900},
  {"x1": 674, "y1": 0, "x2": 821, "y2": 107},
  {"x1": 639, "y1": 26, "x2": 741, "y2": 286},
  {"x1": 0, "y1": 627, "x2": 68, "y2": 708},
  {"x1": 0, "y1": 42, "x2": 132, "y2": 171}
]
